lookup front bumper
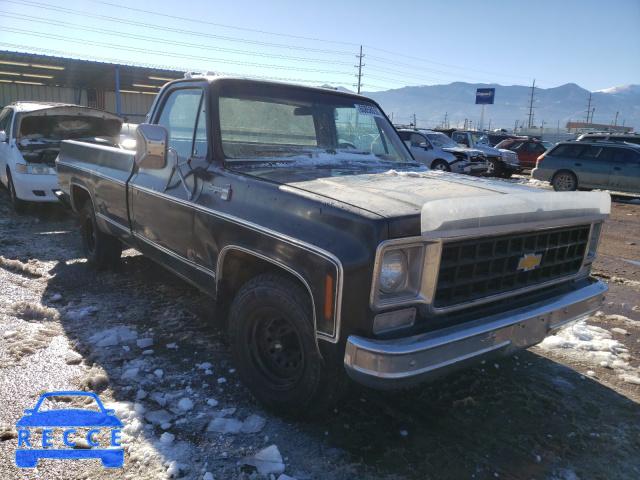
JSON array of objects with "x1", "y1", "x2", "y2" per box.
[
  {"x1": 503, "y1": 161, "x2": 523, "y2": 173},
  {"x1": 344, "y1": 277, "x2": 607, "y2": 389},
  {"x1": 463, "y1": 162, "x2": 489, "y2": 174},
  {"x1": 12, "y1": 171, "x2": 61, "y2": 202}
]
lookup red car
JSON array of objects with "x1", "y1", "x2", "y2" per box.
[{"x1": 494, "y1": 138, "x2": 554, "y2": 169}]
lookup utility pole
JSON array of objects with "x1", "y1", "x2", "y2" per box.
[
  {"x1": 585, "y1": 94, "x2": 594, "y2": 123},
  {"x1": 527, "y1": 79, "x2": 536, "y2": 128},
  {"x1": 614, "y1": 111, "x2": 619, "y2": 126},
  {"x1": 355, "y1": 46, "x2": 365, "y2": 94}
]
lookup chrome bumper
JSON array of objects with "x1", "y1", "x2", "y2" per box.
[{"x1": 344, "y1": 278, "x2": 607, "y2": 389}]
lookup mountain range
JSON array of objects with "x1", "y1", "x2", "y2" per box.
[{"x1": 336, "y1": 83, "x2": 639, "y2": 131}]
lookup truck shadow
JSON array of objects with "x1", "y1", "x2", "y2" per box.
[{"x1": 40, "y1": 251, "x2": 640, "y2": 480}]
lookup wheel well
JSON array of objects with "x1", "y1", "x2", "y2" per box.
[
  {"x1": 216, "y1": 248, "x2": 311, "y2": 325},
  {"x1": 70, "y1": 184, "x2": 91, "y2": 213}
]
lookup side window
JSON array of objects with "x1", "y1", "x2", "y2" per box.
[
  {"x1": 452, "y1": 132, "x2": 466, "y2": 144},
  {"x1": 397, "y1": 131, "x2": 409, "y2": 142},
  {"x1": 549, "y1": 144, "x2": 587, "y2": 158},
  {"x1": 0, "y1": 108, "x2": 14, "y2": 136},
  {"x1": 510, "y1": 142, "x2": 526, "y2": 151},
  {"x1": 409, "y1": 133, "x2": 425, "y2": 147},
  {"x1": 611, "y1": 149, "x2": 638, "y2": 164},
  {"x1": 531, "y1": 143, "x2": 547, "y2": 153},
  {"x1": 580, "y1": 146, "x2": 604, "y2": 160},
  {"x1": 155, "y1": 88, "x2": 206, "y2": 161}
]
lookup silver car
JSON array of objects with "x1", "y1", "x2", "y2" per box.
[{"x1": 396, "y1": 129, "x2": 488, "y2": 175}]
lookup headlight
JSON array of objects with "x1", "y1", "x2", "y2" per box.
[
  {"x1": 14, "y1": 164, "x2": 56, "y2": 175},
  {"x1": 380, "y1": 250, "x2": 408, "y2": 293}
]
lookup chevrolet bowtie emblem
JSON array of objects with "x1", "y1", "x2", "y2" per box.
[{"x1": 518, "y1": 253, "x2": 542, "y2": 272}]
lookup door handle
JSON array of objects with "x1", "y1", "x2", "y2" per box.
[
  {"x1": 574, "y1": 163, "x2": 582, "y2": 167},
  {"x1": 613, "y1": 167, "x2": 621, "y2": 171}
]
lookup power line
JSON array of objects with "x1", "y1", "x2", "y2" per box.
[
  {"x1": 0, "y1": 28, "x2": 353, "y2": 76},
  {"x1": 0, "y1": 0, "x2": 557, "y2": 90},
  {"x1": 0, "y1": 0, "x2": 355, "y2": 56},
  {"x1": 0, "y1": 42, "x2": 347, "y2": 87},
  {"x1": 0, "y1": 12, "x2": 354, "y2": 66}
]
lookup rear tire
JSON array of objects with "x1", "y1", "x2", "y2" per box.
[
  {"x1": 229, "y1": 272, "x2": 347, "y2": 416},
  {"x1": 7, "y1": 171, "x2": 25, "y2": 213},
  {"x1": 551, "y1": 171, "x2": 578, "y2": 191},
  {"x1": 80, "y1": 200, "x2": 122, "y2": 270}
]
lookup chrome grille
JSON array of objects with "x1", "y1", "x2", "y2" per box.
[{"x1": 434, "y1": 225, "x2": 590, "y2": 309}]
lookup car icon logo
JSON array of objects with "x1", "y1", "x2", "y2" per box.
[{"x1": 15, "y1": 391, "x2": 124, "y2": 468}]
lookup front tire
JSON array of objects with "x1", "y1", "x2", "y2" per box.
[
  {"x1": 431, "y1": 160, "x2": 451, "y2": 172},
  {"x1": 228, "y1": 273, "x2": 346, "y2": 416},
  {"x1": 80, "y1": 200, "x2": 122, "y2": 270},
  {"x1": 551, "y1": 171, "x2": 578, "y2": 191},
  {"x1": 485, "y1": 158, "x2": 503, "y2": 177},
  {"x1": 7, "y1": 171, "x2": 25, "y2": 213}
]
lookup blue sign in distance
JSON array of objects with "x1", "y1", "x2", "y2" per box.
[
  {"x1": 15, "y1": 391, "x2": 124, "y2": 468},
  {"x1": 476, "y1": 88, "x2": 496, "y2": 105}
]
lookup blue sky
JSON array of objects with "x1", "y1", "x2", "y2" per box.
[{"x1": 0, "y1": 0, "x2": 638, "y2": 92}]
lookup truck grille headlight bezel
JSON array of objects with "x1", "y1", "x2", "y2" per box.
[
  {"x1": 372, "y1": 241, "x2": 425, "y2": 308},
  {"x1": 587, "y1": 221, "x2": 603, "y2": 260}
]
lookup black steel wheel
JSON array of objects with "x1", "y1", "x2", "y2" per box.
[
  {"x1": 229, "y1": 272, "x2": 347, "y2": 415},
  {"x1": 80, "y1": 200, "x2": 122, "y2": 270}
]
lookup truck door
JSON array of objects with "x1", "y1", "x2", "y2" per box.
[{"x1": 129, "y1": 85, "x2": 208, "y2": 282}]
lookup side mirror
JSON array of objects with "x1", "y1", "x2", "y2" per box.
[
  {"x1": 0, "y1": 131, "x2": 6, "y2": 143},
  {"x1": 135, "y1": 124, "x2": 168, "y2": 170}
]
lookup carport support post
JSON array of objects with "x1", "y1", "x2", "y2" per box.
[{"x1": 115, "y1": 67, "x2": 121, "y2": 116}]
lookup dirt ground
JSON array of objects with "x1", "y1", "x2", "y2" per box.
[{"x1": 0, "y1": 181, "x2": 638, "y2": 480}]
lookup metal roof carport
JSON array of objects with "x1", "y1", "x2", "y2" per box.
[{"x1": 0, "y1": 50, "x2": 184, "y2": 122}]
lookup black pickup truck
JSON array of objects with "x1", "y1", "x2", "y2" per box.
[{"x1": 57, "y1": 75, "x2": 610, "y2": 414}]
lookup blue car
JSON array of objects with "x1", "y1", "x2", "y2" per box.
[{"x1": 15, "y1": 391, "x2": 124, "y2": 468}]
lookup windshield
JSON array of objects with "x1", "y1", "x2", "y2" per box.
[
  {"x1": 471, "y1": 133, "x2": 489, "y2": 145},
  {"x1": 219, "y1": 84, "x2": 412, "y2": 165},
  {"x1": 425, "y1": 133, "x2": 458, "y2": 148}
]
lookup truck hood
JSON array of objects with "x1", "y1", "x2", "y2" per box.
[{"x1": 235, "y1": 163, "x2": 538, "y2": 237}]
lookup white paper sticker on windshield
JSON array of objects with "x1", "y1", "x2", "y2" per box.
[{"x1": 355, "y1": 104, "x2": 383, "y2": 118}]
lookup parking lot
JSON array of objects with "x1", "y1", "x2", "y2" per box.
[{"x1": 0, "y1": 180, "x2": 639, "y2": 480}]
